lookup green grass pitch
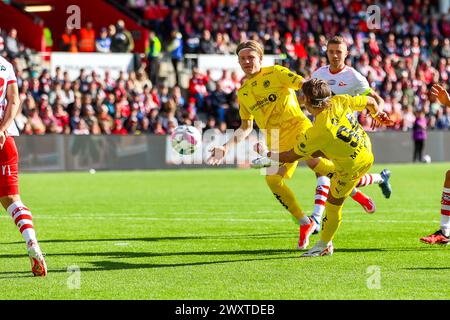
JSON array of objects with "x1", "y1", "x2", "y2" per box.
[{"x1": 0, "y1": 163, "x2": 448, "y2": 300}]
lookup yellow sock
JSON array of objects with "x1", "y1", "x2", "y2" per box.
[
  {"x1": 265, "y1": 175, "x2": 305, "y2": 221},
  {"x1": 313, "y1": 158, "x2": 335, "y2": 178},
  {"x1": 320, "y1": 202, "x2": 343, "y2": 243}
]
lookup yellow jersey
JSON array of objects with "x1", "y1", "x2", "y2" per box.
[
  {"x1": 237, "y1": 65, "x2": 310, "y2": 151},
  {"x1": 293, "y1": 95, "x2": 374, "y2": 174}
]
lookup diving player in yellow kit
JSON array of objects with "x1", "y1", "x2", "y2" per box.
[
  {"x1": 208, "y1": 40, "x2": 337, "y2": 249},
  {"x1": 254, "y1": 78, "x2": 394, "y2": 256}
]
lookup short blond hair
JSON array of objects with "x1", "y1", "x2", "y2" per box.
[{"x1": 236, "y1": 40, "x2": 264, "y2": 58}]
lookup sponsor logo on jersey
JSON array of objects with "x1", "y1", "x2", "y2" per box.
[
  {"x1": 328, "y1": 79, "x2": 336, "y2": 85},
  {"x1": 331, "y1": 118, "x2": 339, "y2": 126},
  {"x1": 338, "y1": 81, "x2": 347, "y2": 87},
  {"x1": 288, "y1": 73, "x2": 294, "y2": 77},
  {"x1": 0, "y1": 65, "x2": 6, "y2": 72},
  {"x1": 249, "y1": 97, "x2": 269, "y2": 111},
  {"x1": 249, "y1": 94, "x2": 277, "y2": 111},
  {"x1": 263, "y1": 80, "x2": 270, "y2": 88},
  {"x1": 252, "y1": 81, "x2": 257, "y2": 87}
]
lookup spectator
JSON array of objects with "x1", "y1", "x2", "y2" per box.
[
  {"x1": 188, "y1": 67, "x2": 208, "y2": 111},
  {"x1": 167, "y1": 31, "x2": 183, "y2": 86},
  {"x1": 146, "y1": 30, "x2": 161, "y2": 85},
  {"x1": 110, "y1": 22, "x2": 131, "y2": 53},
  {"x1": 199, "y1": 30, "x2": 215, "y2": 54},
  {"x1": 412, "y1": 110, "x2": 428, "y2": 162},
  {"x1": 73, "y1": 119, "x2": 90, "y2": 135},
  {"x1": 111, "y1": 119, "x2": 128, "y2": 135},
  {"x1": 116, "y1": 20, "x2": 134, "y2": 52},
  {"x1": 5, "y1": 29, "x2": 20, "y2": 58},
  {"x1": 96, "y1": 27, "x2": 111, "y2": 53},
  {"x1": 27, "y1": 108, "x2": 46, "y2": 134},
  {"x1": 79, "y1": 22, "x2": 96, "y2": 52}
]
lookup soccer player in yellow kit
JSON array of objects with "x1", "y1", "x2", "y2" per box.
[
  {"x1": 254, "y1": 79, "x2": 393, "y2": 256},
  {"x1": 208, "y1": 40, "x2": 337, "y2": 249}
]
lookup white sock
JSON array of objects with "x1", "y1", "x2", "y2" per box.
[
  {"x1": 441, "y1": 187, "x2": 450, "y2": 237},
  {"x1": 356, "y1": 173, "x2": 383, "y2": 187},
  {"x1": 440, "y1": 215, "x2": 450, "y2": 237},
  {"x1": 312, "y1": 176, "x2": 330, "y2": 223},
  {"x1": 7, "y1": 201, "x2": 37, "y2": 244},
  {"x1": 299, "y1": 216, "x2": 311, "y2": 226}
]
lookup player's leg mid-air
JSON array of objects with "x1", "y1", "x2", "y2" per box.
[{"x1": 420, "y1": 170, "x2": 450, "y2": 245}]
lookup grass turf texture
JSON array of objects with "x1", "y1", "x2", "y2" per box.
[{"x1": 0, "y1": 163, "x2": 448, "y2": 300}]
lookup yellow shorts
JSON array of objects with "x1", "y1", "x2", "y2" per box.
[
  {"x1": 265, "y1": 120, "x2": 311, "y2": 180},
  {"x1": 330, "y1": 157, "x2": 374, "y2": 199}
]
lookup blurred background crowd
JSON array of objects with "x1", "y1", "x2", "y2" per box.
[{"x1": 1, "y1": 0, "x2": 449, "y2": 136}]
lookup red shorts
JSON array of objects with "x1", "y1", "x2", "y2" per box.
[{"x1": 0, "y1": 137, "x2": 19, "y2": 197}]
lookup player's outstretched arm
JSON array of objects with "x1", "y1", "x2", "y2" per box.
[
  {"x1": 207, "y1": 119, "x2": 253, "y2": 165},
  {"x1": 365, "y1": 96, "x2": 394, "y2": 129},
  {"x1": 430, "y1": 84, "x2": 450, "y2": 107}
]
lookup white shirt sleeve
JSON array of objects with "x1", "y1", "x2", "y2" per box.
[{"x1": 352, "y1": 69, "x2": 371, "y2": 96}]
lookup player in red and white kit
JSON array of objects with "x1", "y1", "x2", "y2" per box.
[
  {"x1": 420, "y1": 83, "x2": 450, "y2": 245},
  {"x1": 0, "y1": 56, "x2": 47, "y2": 276},
  {"x1": 306, "y1": 36, "x2": 392, "y2": 228}
]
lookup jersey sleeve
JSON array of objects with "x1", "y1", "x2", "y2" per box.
[
  {"x1": 6, "y1": 62, "x2": 17, "y2": 85},
  {"x1": 238, "y1": 102, "x2": 254, "y2": 121},
  {"x1": 352, "y1": 70, "x2": 371, "y2": 96},
  {"x1": 293, "y1": 126, "x2": 324, "y2": 158},
  {"x1": 347, "y1": 95, "x2": 368, "y2": 112},
  {"x1": 274, "y1": 65, "x2": 304, "y2": 90}
]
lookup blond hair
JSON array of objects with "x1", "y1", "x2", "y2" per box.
[
  {"x1": 302, "y1": 79, "x2": 332, "y2": 108},
  {"x1": 236, "y1": 40, "x2": 264, "y2": 58}
]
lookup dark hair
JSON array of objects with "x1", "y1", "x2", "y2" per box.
[{"x1": 302, "y1": 79, "x2": 332, "y2": 108}]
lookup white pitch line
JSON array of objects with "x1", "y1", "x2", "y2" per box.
[{"x1": 0, "y1": 215, "x2": 438, "y2": 223}]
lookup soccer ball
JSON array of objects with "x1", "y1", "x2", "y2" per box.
[
  {"x1": 423, "y1": 154, "x2": 431, "y2": 164},
  {"x1": 170, "y1": 125, "x2": 202, "y2": 155}
]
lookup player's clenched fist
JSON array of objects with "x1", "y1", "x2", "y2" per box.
[
  {"x1": 207, "y1": 146, "x2": 227, "y2": 165},
  {"x1": 371, "y1": 111, "x2": 394, "y2": 129}
]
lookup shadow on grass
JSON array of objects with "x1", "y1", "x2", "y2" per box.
[
  {"x1": 0, "y1": 248, "x2": 297, "y2": 260},
  {"x1": 0, "y1": 232, "x2": 294, "y2": 245},
  {"x1": 0, "y1": 251, "x2": 300, "y2": 277}
]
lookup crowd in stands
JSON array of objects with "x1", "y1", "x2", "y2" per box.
[
  {"x1": 59, "y1": 20, "x2": 135, "y2": 53},
  {"x1": 2, "y1": 0, "x2": 450, "y2": 136}
]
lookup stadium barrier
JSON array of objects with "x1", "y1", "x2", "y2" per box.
[{"x1": 16, "y1": 131, "x2": 450, "y2": 172}]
